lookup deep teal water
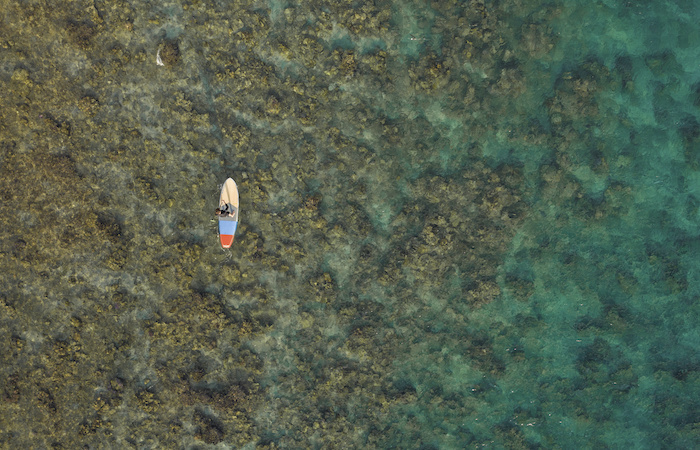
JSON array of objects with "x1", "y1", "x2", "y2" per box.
[{"x1": 373, "y1": 1, "x2": 700, "y2": 447}]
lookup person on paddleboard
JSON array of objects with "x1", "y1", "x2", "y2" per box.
[{"x1": 215, "y1": 203, "x2": 234, "y2": 217}]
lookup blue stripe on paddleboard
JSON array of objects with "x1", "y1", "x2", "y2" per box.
[{"x1": 219, "y1": 220, "x2": 238, "y2": 236}]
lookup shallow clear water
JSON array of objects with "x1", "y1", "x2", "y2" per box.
[{"x1": 1, "y1": 0, "x2": 699, "y2": 448}]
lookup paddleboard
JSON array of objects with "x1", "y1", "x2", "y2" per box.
[{"x1": 218, "y1": 177, "x2": 239, "y2": 248}]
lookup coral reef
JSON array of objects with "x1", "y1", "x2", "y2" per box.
[{"x1": 1, "y1": 0, "x2": 699, "y2": 448}]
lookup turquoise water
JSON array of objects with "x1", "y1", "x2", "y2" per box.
[{"x1": 1, "y1": 0, "x2": 699, "y2": 447}]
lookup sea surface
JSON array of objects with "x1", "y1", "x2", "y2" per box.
[{"x1": 1, "y1": 0, "x2": 699, "y2": 448}]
